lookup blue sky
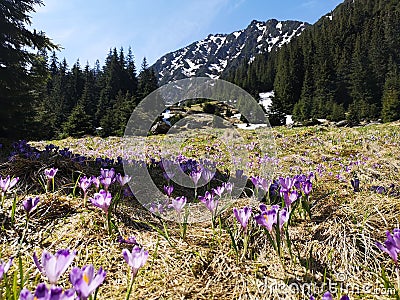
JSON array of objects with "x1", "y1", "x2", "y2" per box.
[{"x1": 31, "y1": 0, "x2": 343, "y2": 68}]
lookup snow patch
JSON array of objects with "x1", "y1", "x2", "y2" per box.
[
  {"x1": 259, "y1": 91, "x2": 274, "y2": 112},
  {"x1": 233, "y1": 31, "x2": 242, "y2": 38}
]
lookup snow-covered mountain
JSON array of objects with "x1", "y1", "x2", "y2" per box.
[{"x1": 152, "y1": 19, "x2": 310, "y2": 85}]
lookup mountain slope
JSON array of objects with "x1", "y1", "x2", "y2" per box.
[
  {"x1": 152, "y1": 19, "x2": 309, "y2": 85},
  {"x1": 224, "y1": 0, "x2": 400, "y2": 125}
]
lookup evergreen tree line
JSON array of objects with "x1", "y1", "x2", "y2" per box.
[
  {"x1": 35, "y1": 49, "x2": 158, "y2": 138},
  {"x1": 224, "y1": 0, "x2": 400, "y2": 125},
  {"x1": 0, "y1": 0, "x2": 159, "y2": 140}
]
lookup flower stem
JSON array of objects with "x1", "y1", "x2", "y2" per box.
[{"x1": 125, "y1": 273, "x2": 136, "y2": 300}]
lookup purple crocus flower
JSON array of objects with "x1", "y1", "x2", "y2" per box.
[
  {"x1": 70, "y1": 265, "x2": 106, "y2": 299},
  {"x1": 255, "y1": 208, "x2": 276, "y2": 232},
  {"x1": 199, "y1": 192, "x2": 218, "y2": 214},
  {"x1": 117, "y1": 236, "x2": 137, "y2": 245},
  {"x1": 89, "y1": 190, "x2": 112, "y2": 214},
  {"x1": 258, "y1": 178, "x2": 270, "y2": 192},
  {"x1": 233, "y1": 206, "x2": 252, "y2": 229},
  {"x1": 79, "y1": 176, "x2": 92, "y2": 194},
  {"x1": 100, "y1": 177, "x2": 114, "y2": 191},
  {"x1": 171, "y1": 196, "x2": 187, "y2": 213},
  {"x1": 161, "y1": 159, "x2": 176, "y2": 180},
  {"x1": 351, "y1": 178, "x2": 360, "y2": 192},
  {"x1": 163, "y1": 185, "x2": 174, "y2": 197},
  {"x1": 322, "y1": 291, "x2": 333, "y2": 300},
  {"x1": 90, "y1": 176, "x2": 101, "y2": 191},
  {"x1": 376, "y1": 230, "x2": 400, "y2": 264},
  {"x1": 33, "y1": 249, "x2": 76, "y2": 284},
  {"x1": 302, "y1": 180, "x2": 312, "y2": 195},
  {"x1": 116, "y1": 173, "x2": 132, "y2": 186},
  {"x1": 283, "y1": 190, "x2": 299, "y2": 207},
  {"x1": 201, "y1": 166, "x2": 214, "y2": 182},
  {"x1": 190, "y1": 169, "x2": 202, "y2": 186},
  {"x1": 279, "y1": 176, "x2": 294, "y2": 192},
  {"x1": 250, "y1": 176, "x2": 260, "y2": 188},
  {"x1": 212, "y1": 186, "x2": 225, "y2": 197},
  {"x1": 122, "y1": 246, "x2": 149, "y2": 277},
  {"x1": 222, "y1": 182, "x2": 233, "y2": 194},
  {"x1": 19, "y1": 283, "x2": 75, "y2": 300},
  {"x1": 255, "y1": 205, "x2": 288, "y2": 231},
  {"x1": 278, "y1": 208, "x2": 289, "y2": 229},
  {"x1": 44, "y1": 168, "x2": 58, "y2": 180},
  {"x1": 22, "y1": 197, "x2": 40, "y2": 215},
  {"x1": 0, "y1": 175, "x2": 19, "y2": 193},
  {"x1": 100, "y1": 168, "x2": 115, "y2": 180},
  {"x1": 0, "y1": 257, "x2": 13, "y2": 281}
]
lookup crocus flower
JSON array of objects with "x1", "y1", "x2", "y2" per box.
[
  {"x1": 33, "y1": 249, "x2": 76, "y2": 284},
  {"x1": 100, "y1": 177, "x2": 114, "y2": 191},
  {"x1": 278, "y1": 208, "x2": 289, "y2": 229},
  {"x1": 19, "y1": 283, "x2": 75, "y2": 300},
  {"x1": 250, "y1": 176, "x2": 260, "y2": 188},
  {"x1": 255, "y1": 209, "x2": 277, "y2": 232},
  {"x1": 122, "y1": 246, "x2": 149, "y2": 277},
  {"x1": 163, "y1": 185, "x2": 174, "y2": 197},
  {"x1": 171, "y1": 196, "x2": 187, "y2": 213},
  {"x1": 255, "y1": 205, "x2": 288, "y2": 231},
  {"x1": 79, "y1": 176, "x2": 92, "y2": 194},
  {"x1": 279, "y1": 177, "x2": 294, "y2": 192},
  {"x1": 302, "y1": 180, "x2": 312, "y2": 195},
  {"x1": 44, "y1": 168, "x2": 58, "y2": 180},
  {"x1": 22, "y1": 196, "x2": 40, "y2": 215},
  {"x1": 212, "y1": 186, "x2": 225, "y2": 197},
  {"x1": 376, "y1": 230, "x2": 400, "y2": 264},
  {"x1": 201, "y1": 167, "x2": 214, "y2": 182},
  {"x1": 0, "y1": 175, "x2": 19, "y2": 193},
  {"x1": 222, "y1": 182, "x2": 234, "y2": 194},
  {"x1": 0, "y1": 257, "x2": 13, "y2": 281},
  {"x1": 190, "y1": 169, "x2": 202, "y2": 186},
  {"x1": 117, "y1": 236, "x2": 137, "y2": 245},
  {"x1": 100, "y1": 168, "x2": 115, "y2": 180},
  {"x1": 90, "y1": 176, "x2": 101, "y2": 191},
  {"x1": 322, "y1": 291, "x2": 332, "y2": 300},
  {"x1": 89, "y1": 190, "x2": 112, "y2": 214},
  {"x1": 351, "y1": 178, "x2": 360, "y2": 192},
  {"x1": 199, "y1": 192, "x2": 218, "y2": 214},
  {"x1": 70, "y1": 265, "x2": 106, "y2": 299},
  {"x1": 116, "y1": 173, "x2": 132, "y2": 186},
  {"x1": 283, "y1": 190, "x2": 299, "y2": 207},
  {"x1": 233, "y1": 206, "x2": 252, "y2": 229},
  {"x1": 258, "y1": 178, "x2": 270, "y2": 192},
  {"x1": 161, "y1": 159, "x2": 175, "y2": 179}
]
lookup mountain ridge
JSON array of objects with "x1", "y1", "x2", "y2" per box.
[{"x1": 152, "y1": 19, "x2": 310, "y2": 85}]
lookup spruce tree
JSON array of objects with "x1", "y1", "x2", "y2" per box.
[
  {"x1": 0, "y1": 0, "x2": 57, "y2": 139},
  {"x1": 381, "y1": 59, "x2": 400, "y2": 122}
]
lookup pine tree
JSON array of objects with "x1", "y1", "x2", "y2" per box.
[
  {"x1": 381, "y1": 59, "x2": 400, "y2": 122},
  {"x1": 0, "y1": 0, "x2": 57, "y2": 139},
  {"x1": 62, "y1": 103, "x2": 92, "y2": 137}
]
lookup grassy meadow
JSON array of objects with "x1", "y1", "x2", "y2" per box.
[{"x1": 1, "y1": 122, "x2": 400, "y2": 299}]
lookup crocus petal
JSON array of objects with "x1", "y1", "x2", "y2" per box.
[
  {"x1": 322, "y1": 291, "x2": 333, "y2": 300},
  {"x1": 19, "y1": 288, "x2": 34, "y2": 300}
]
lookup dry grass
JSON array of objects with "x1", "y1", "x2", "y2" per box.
[{"x1": 1, "y1": 122, "x2": 400, "y2": 299}]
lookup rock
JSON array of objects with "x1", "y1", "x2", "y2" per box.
[
  {"x1": 336, "y1": 120, "x2": 348, "y2": 127},
  {"x1": 150, "y1": 121, "x2": 170, "y2": 134}
]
